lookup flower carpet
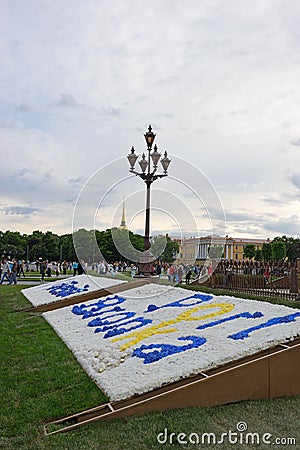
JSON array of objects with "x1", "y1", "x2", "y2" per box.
[
  {"x1": 42, "y1": 284, "x2": 300, "y2": 401},
  {"x1": 21, "y1": 275, "x2": 126, "y2": 307}
]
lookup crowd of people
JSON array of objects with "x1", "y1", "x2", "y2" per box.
[
  {"x1": 1, "y1": 256, "x2": 291, "y2": 287},
  {"x1": 36, "y1": 259, "x2": 88, "y2": 281},
  {"x1": 0, "y1": 258, "x2": 89, "y2": 285},
  {"x1": 92, "y1": 260, "x2": 198, "y2": 284}
]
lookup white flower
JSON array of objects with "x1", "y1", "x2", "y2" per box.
[{"x1": 43, "y1": 284, "x2": 300, "y2": 401}]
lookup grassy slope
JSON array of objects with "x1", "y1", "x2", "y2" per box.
[{"x1": 0, "y1": 285, "x2": 299, "y2": 450}]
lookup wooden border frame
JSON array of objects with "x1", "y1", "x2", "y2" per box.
[{"x1": 44, "y1": 337, "x2": 300, "y2": 435}]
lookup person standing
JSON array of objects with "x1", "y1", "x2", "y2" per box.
[
  {"x1": 40, "y1": 261, "x2": 46, "y2": 282},
  {"x1": 168, "y1": 265, "x2": 175, "y2": 283},
  {"x1": 185, "y1": 268, "x2": 192, "y2": 285},
  {"x1": 62, "y1": 260, "x2": 68, "y2": 275},
  {"x1": 155, "y1": 263, "x2": 162, "y2": 278},
  {"x1": 130, "y1": 264, "x2": 136, "y2": 278},
  {"x1": 19, "y1": 260, "x2": 26, "y2": 278},
  {"x1": 177, "y1": 265, "x2": 183, "y2": 283},
  {"x1": 46, "y1": 262, "x2": 52, "y2": 277},
  {"x1": 72, "y1": 261, "x2": 78, "y2": 276}
]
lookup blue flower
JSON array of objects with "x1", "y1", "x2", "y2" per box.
[
  {"x1": 146, "y1": 304, "x2": 157, "y2": 312},
  {"x1": 47, "y1": 281, "x2": 90, "y2": 298}
]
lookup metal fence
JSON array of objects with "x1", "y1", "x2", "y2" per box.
[{"x1": 193, "y1": 260, "x2": 299, "y2": 301}]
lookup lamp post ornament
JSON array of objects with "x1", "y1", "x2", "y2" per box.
[{"x1": 127, "y1": 125, "x2": 171, "y2": 276}]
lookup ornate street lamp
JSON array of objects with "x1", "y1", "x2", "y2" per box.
[{"x1": 127, "y1": 125, "x2": 171, "y2": 276}]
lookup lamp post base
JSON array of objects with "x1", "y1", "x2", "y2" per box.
[{"x1": 136, "y1": 250, "x2": 154, "y2": 277}]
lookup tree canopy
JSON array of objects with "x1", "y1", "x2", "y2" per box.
[
  {"x1": 0, "y1": 229, "x2": 179, "y2": 264},
  {"x1": 0, "y1": 231, "x2": 298, "y2": 263}
]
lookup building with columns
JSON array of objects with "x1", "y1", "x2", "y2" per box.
[{"x1": 177, "y1": 236, "x2": 269, "y2": 265}]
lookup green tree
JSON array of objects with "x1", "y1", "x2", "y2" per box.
[
  {"x1": 26, "y1": 230, "x2": 60, "y2": 261},
  {"x1": 95, "y1": 229, "x2": 117, "y2": 262},
  {"x1": 73, "y1": 229, "x2": 95, "y2": 263},
  {"x1": 273, "y1": 236, "x2": 300, "y2": 262},
  {"x1": 254, "y1": 248, "x2": 262, "y2": 261},
  {"x1": 129, "y1": 231, "x2": 144, "y2": 253},
  {"x1": 243, "y1": 244, "x2": 256, "y2": 260},
  {"x1": 159, "y1": 236, "x2": 179, "y2": 263},
  {"x1": 27, "y1": 230, "x2": 45, "y2": 261},
  {"x1": 272, "y1": 240, "x2": 286, "y2": 261},
  {"x1": 261, "y1": 242, "x2": 273, "y2": 261},
  {"x1": 0, "y1": 230, "x2": 26, "y2": 259},
  {"x1": 96, "y1": 228, "x2": 144, "y2": 263},
  {"x1": 111, "y1": 228, "x2": 143, "y2": 262},
  {"x1": 43, "y1": 231, "x2": 60, "y2": 260},
  {"x1": 59, "y1": 234, "x2": 76, "y2": 262},
  {"x1": 286, "y1": 238, "x2": 300, "y2": 261}
]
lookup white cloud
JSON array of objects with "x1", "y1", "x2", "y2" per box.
[
  {"x1": 290, "y1": 138, "x2": 300, "y2": 147},
  {"x1": 264, "y1": 215, "x2": 300, "y2": 237},
  {"x1": 50, "y1": 94, "x2": 81, "y2": 108},
  {"x1": 288, "y1": 172, "x2": 300, "y2": 191},
  {"x1": 0, "y1": 205, "x2": 41, "y2": 216},
  {"x1": 0, "y1": 0, "x2": 299, "y2": 238}
]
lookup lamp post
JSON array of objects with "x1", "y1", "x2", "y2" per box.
[{"x1": 127, "y1": 125, "x2": 171, "y2": 276}]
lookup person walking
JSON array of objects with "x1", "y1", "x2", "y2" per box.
[
  {"x1": 8, "y1": 259, "x2": 18, "y2": 285},
  {"x1": 0, "y1": 259, "x2": 11, "y2": 284}
]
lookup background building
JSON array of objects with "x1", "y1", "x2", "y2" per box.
[{"x1": 177, "y1": 236, "x2": 268, "y2": 265}]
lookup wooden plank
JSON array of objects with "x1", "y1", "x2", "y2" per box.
[{"x1": 269, "y1": 342, "x2": 300, "y2": 398}]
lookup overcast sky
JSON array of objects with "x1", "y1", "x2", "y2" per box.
[{"x1": 1, "y1": 0, "x2": 300, "y2": 240}]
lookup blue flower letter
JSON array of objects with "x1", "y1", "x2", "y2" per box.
[
  {"x1": 228, "y1": 312, "x2": 300, "y2": 340},
  {"x1": 144, "y1": 293, "x2": 213, "y2": 313},
  {"x1": 132, "y1": 335, "x2": 206, "y2": 364},
  {"x1": 47, "y1": 281, "x2": 90, "y2": 298}
]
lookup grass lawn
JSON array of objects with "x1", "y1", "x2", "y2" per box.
[{"x1": 0, "y1": 285, "x2": 299, "y2": 450}]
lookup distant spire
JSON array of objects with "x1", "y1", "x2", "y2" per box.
[{"x1": 120, "y1": 196, "x2": 127, "y2": 229}]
